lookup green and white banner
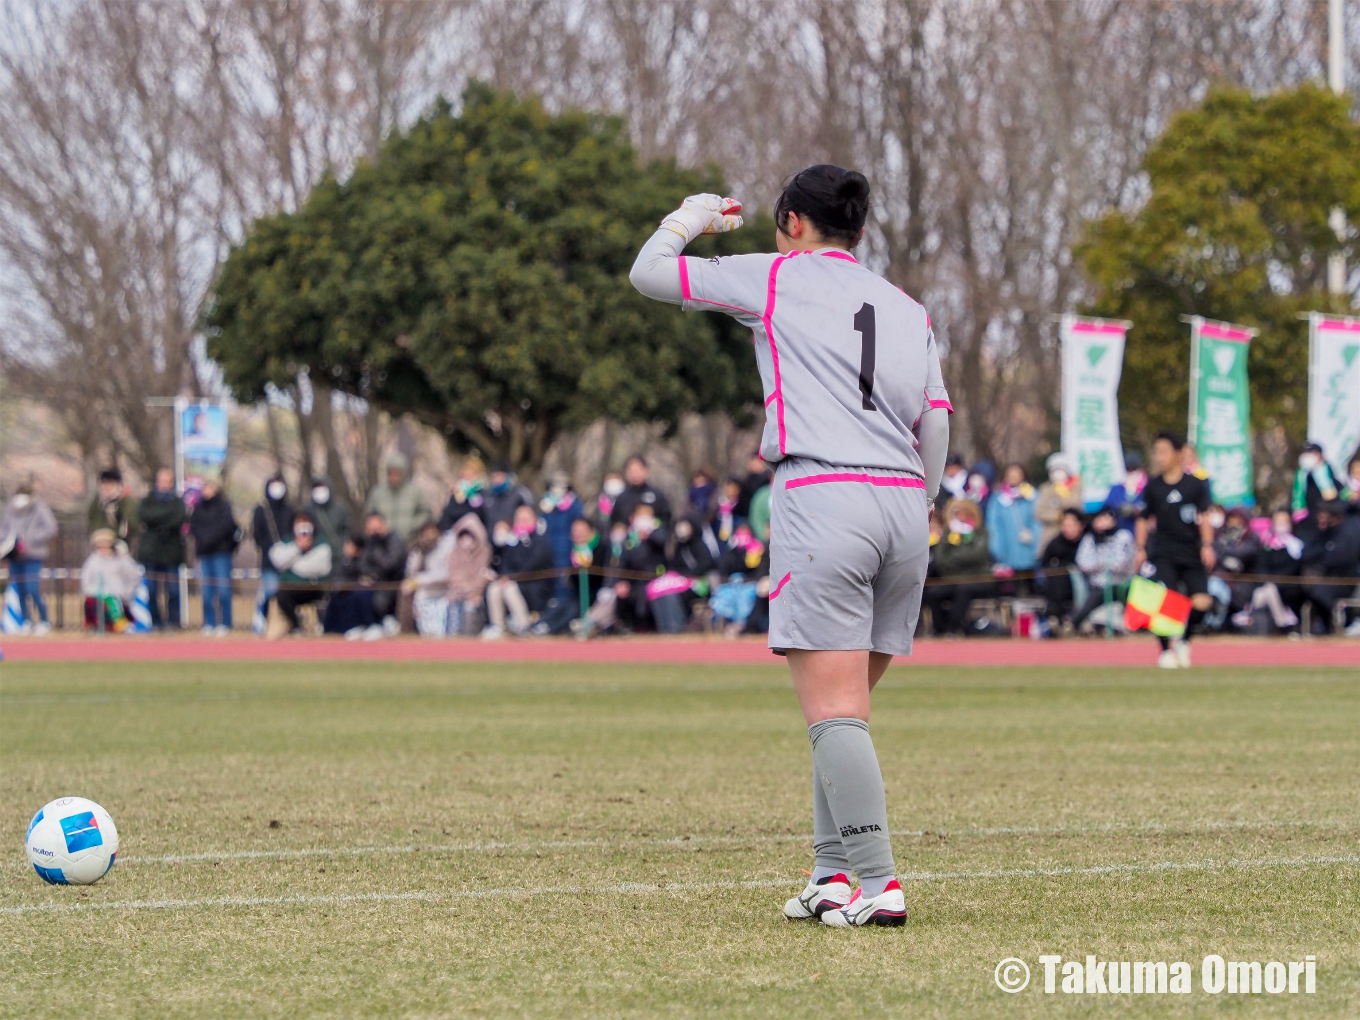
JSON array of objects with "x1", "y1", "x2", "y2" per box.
[
  {"x1": 1187, "y1": 317, "x2": 1256, "y2": 507},
  {"x1": 1060, "y1": 315, "x2": 1128, "y2": 506},
  {"x1": 1307, "y1": 313, "x2": 1360, "y2": 471}
]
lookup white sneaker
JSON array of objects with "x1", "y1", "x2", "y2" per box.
[
  {"x1": 381, "y1": 615, "x2": 400, "y2": 637},
  {"x1": 783, "y1": 873, "x2": 852, "y2": 921},
  {"x1": 362, "y1": 624, "x2": 384, "y2": 641},
  {"x1": 1173, "y1": 638, "x2": 1191, "y2": 669},
  {"x1": 31, "y1": 621, "x2": 51, "y2": 636},
  {"x1": 821, "y1": 880, "x2": 907, "y2": 927},
  {"x1": 1157, "y1": 649, "x2": 1180, "y2": 669},
  {"x1": 201, "y1": 625, "x2": 215, "y2": 636},
  {"x1": 344, "y1": 626, "x2": 366, "y2": 641},
  {"x1": 480, "y1": 625, "x2": 504, "y2": 641},
  {"x1": 1345, "y1": 619, "x2": 1360, "y2": 638},
  {"x1": 214, "y1": 625, "x2": 230, "y2": 637}
]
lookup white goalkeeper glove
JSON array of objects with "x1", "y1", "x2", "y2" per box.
[{"x1": 660, "y1": 193, "x2": 744, "y2": 243}]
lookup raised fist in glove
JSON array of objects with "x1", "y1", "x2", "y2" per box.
[{"x1": 660, "y1": 193, "x2": 743, "y2": 243}]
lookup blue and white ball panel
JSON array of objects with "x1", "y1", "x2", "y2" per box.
[{"x1": 25, "y1": 797, "x2": 119, "y2": 886}]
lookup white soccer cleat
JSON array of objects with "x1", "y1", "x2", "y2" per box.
[
  {"x1": 783, "y1": 873, "x2": 852, "y2": 921},
  {"x1": 820, "y1": 880, "x2": 907, "y2": 927},
  {"x1": 1173, "y1": 638, "x2": 1191, "y2": 669},
  {"x1": 1157, "y1": 649, "x2": 1180, "y2": 669}
]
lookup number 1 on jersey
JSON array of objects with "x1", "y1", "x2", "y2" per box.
[{"x1": 854, "y1": 302, "x2": 877, "y2": 411}]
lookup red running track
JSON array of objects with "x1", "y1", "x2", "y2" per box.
[{"x1": 1, "y1": 635, "x2": 1356, "y2": 667}]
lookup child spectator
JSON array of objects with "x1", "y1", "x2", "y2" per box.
[
  {"x1": 358, "y1": 512, "x2": 406, "y2": 633},
  {"x1": 1234, "y1": 510, "x2": 1304, "y2": 632},
  {"x1": 79, "y1": 529, "x2": 141, "y2": 631},
  {"x1": 189, "y1": 478, "x2": 239, "y2": 634},
  {"x1": 251, "y1": 475, "x2": 294, "y2": 632},
  {"x1": 1213, "y1": 507, "x2": 1261, "y2": 624},
  {"x1": 714, "y1": 478, "x2": 742, "y2": 545},
  {"x1": 365, "y1": 452, "x2": 433, "y2": 543},
  {"x1": 612, "y1": 504, "x2": 670, "y2": 631},
  {"x1": 482, "y1": 504, "x2": 555, "y2": 638},
  {"x1": 535, "y1": 517, "x2": 608, "y2": 635},
  {"x1": 438, "y1": 457, "x2": 488, "y2": 531},
  {"x1": 921, "y1": 500, "x2": 992, "y2": 636},
  {"x1": 1069, "y1": 508, "x2": 1137, "y2": 630},
  {"x1": 1036, "y1": 453, "x2": 1082, "y2": 549},
  {"x1": 986, "y1": 463, "x2": 1040, "y2": 577},
  {"x1": 399, "y1": 519, "x2": 451, "y2": 634},
  {"x1": 323, "y1": 535, "x2": 377, "y2": 636},
  {"x1": 593, "y1": 471, "x2": 626, "y2": 528},
  {"x1": 539, "y1": 471, "x2": 585, "y2": 600},
  {"x1": 137, "y1": 468, "x2": 186, "y2": 630},
  {"x1": 712, "y1": 523, "x2": 770, "y2": 636},
  {"x1": 268, "y1": 512, "x2": 333, "y2": 637},
  {"x1": 445, "y1": 513, "x2": 492, "y2": 635},
  {"x1": 87, "y1": 468, "x2": 138, "y2": 546},
  {"x1": 1037, "y1": 508, "x2": 1085, "y2": 622}
]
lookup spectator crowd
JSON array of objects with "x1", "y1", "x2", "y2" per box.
[{"x1": 4, "y1": 439, "x2": 1360, "y2": 641}]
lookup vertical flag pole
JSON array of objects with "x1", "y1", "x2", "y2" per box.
[
  {"x1": 173, "y1": 397, "x2": 188, "y2": 628},
  {"x1": 1187, "y1": 317, "x2": 1202, "y2": 446},
  {"x1": 1328, "y1": 0, "x2": 1347, "y2": 296}
]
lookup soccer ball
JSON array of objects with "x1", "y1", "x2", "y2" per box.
[{"x1": 25, "y1": 797, "x2": 119, "y2": 885}]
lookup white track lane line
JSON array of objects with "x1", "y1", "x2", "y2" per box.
[{"x1": 5, "y1": 853, "x2": 1359, "y2": 916}]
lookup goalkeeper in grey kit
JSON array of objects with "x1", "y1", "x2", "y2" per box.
[{"x1": 630, "y1": 166, "x2": 951, "y2": 926}]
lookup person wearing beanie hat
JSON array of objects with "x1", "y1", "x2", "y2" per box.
[
  {"x1": 87, "y1": 467, "x2": 139, "y2": 544},
  {"x1": 1036, "y1": 452, "x2": 1083, "y2": 550}
]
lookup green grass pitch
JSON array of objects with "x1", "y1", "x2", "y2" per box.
[{"x1": 2, "y1": 660, "x2": 1359, "y2": 1018}]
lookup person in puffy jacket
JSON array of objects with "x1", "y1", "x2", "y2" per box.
[
  {"x1": 80, "y1": 529, "x2": 142, "y2": 631},
  {"x1": 1069, "y1": 508, "x2": 1136, "y2": 630},
  {"x1": 1, "y1": 480, "x2": 58, "y2": 633},
  {"x1": 986, "y1": 463, "x2": 1040, "y2": 575},
  {"x1": 189, "y1": 479, "x2": 239, "y2": 632},
  {"x1": 251, "y1": 475, "x2": 294, "y2": 629},
  {"x1": 483, "y1": 504, "x2": 554, "y2": 638},
  {"x1": 922, "y1": 499, "x2": 992, "y2": 635}
]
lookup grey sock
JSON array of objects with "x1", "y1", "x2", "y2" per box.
[
  {"x1": 808, "y1": 717, "x2": 895, "y2": 884},
  {"x1": 812, "y1": 757, "x2": 850, "y2": 875}
]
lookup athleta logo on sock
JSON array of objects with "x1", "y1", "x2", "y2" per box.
[{"x1": 839, "y1": 823, "x2": 883, "y2": 837}]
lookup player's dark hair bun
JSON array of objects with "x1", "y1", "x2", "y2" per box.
[{"x1": 774, "y1": 165, "x2": 871, "y2": 246}]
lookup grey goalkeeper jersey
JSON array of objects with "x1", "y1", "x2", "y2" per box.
[{"x1": 678, "y1": 248, "x2": 951, "y2": 474}]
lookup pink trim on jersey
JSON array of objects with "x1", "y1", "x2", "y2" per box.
[
  {"x1": 784, "y1": 473, "x2": 926, "y2": 491},
  {"x1": 817, "y1": 249, "x2": 859, "y2": 263},
  {"x1": 764, "y1": 391, "x2": 778, "y2": 407},
  {"x1": 927, "y1": 398, "x2": 954, "y2": 413},
  {"x1": 678, "y1": 256, "x2": 692, "y2": 300},
  {"x1": 763, "y1": 255, "x2": 791, "y2": 455},
  {"x1": 769, "y1": 571, "x2": 792, "y2": 600}
]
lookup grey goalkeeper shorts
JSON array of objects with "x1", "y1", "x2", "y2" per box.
[{"x1": 767, "y1": 458, "x2": 930, "y2": 658}]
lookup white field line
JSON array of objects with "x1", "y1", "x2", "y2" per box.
[
  {"x1": 7, "y1": 817, "x2": 1353, "y2": 872},
  {"x1": 5, "y1": 853, "x2": 1359, "y2": 917}
]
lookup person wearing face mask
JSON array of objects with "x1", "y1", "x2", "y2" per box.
[
  {"x1": 1069, "y1": 508, "x2": 1137, "y2": 631},
  {"x1": 594, "y1": 472, "x2": 626, "y2": 528},
  {"x1": 1036, "y1": 453, "x2": 1083, "y2": 551},
  {"x1": 1235, "y1": 510, "x2": 1304, "y2": 632},
  {"x1": 920, "y1": 500, "x2": 992, "y2": 636},
  {"x1": 267, "y1": 512, "x2": 334, "y2": 637},
  {"x1": 482, "y1": 504, "x2": 554, "y2": 638},
  {"x1": 939, "y1": 454, "x2": 968, "y2": 502},
  {"x1": 1291, "y1": 441, "x2": 1344, "y2": 523},
  {"x1": 304, "y1": 477, "x2": 351, "y2": 550},
  {"x1": 668, "y1": 513, "x2": 718, "y2": 581},
  {"x1": 1102, "y1": 451, "x2": 1148, "y2": 534},
  {"x1": 476, "y1": 462, "x2": 534, "y2": 532},
  {"x1": 963, "y1": 461, "x2": 994, "y2": 513},
  {"x1": 1, "y1": 480, "x2": 58, "y2": 634},
  {"x1": 1210, "y1": 507, "x2": 1261, "y2": 626},
  {"x1": 438, "y1": 457, "x2": 488, "y2": 531},
  {"x1": 1037, "y1": 508, "x2": 1086, "y2": 623},
  {"x1": 357, "y1": 512, "x2": 407, "y2": 632},
  {"x1": 611, "y1": 504, "x2": 670, "y2": 631},
  {"x1": 539, "y1": 470, "x2": 585, "y2": 601},
  {"x1": 250, "y1": 475, "x2": 295, "y2": 634},
  {"x1": 609, "y1": 455, "x2": 673, "y2": 528}
]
